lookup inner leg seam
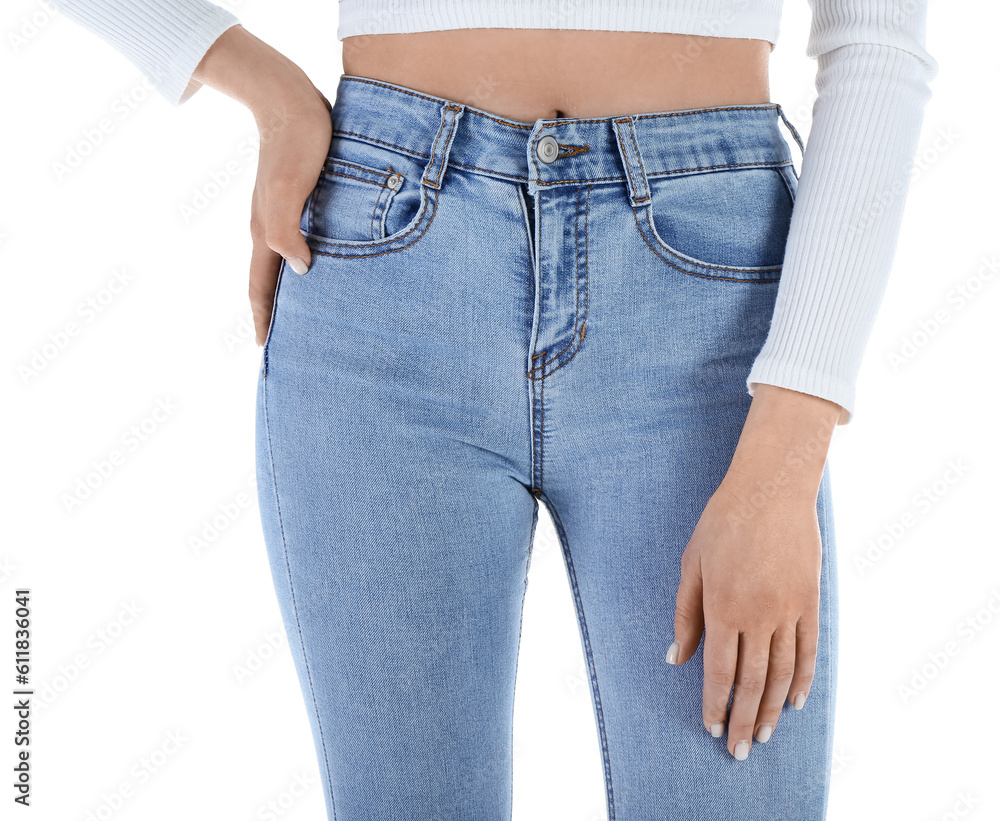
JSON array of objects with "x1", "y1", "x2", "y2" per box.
[
  {"x1": 510, "y1": 493, "x2": 541, "y2": 816},
  {"x1": 539, "y1": 491, "x2": 616, "y2": 819}
]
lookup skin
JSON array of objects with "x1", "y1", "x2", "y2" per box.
[{"x1": 190, "y1": 25, "x2": 844, "y2": 761}]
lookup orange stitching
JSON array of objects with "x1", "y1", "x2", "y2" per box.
[
  {"x1": 529, "y1": 351, "x2": 545, "y2": 494},
  {"x1": 775, "y1": 164, "x2": 797, "y2": 206},
  {"x1": 625, "y1": 120, "x2": 650, "y2": 198},
  {"x1": 528, "y1": 329, "x2": 585, "y2": 379},
  {"x1": 328, "y1": 126, "x2": 793, "y2": 189},
  {"x1": 323, "y1": 157, "x2": 395, "y2": 182},
  {"x1": 538, "y1": 352, "x2": 544, "y2": 490},
  {"x1": 632, "y1": 205, "x2": 781, "y2": 282},
  {"x1": 314, "y1": 162, "x2": 400, "y2": 241},
  {"x1": 430, "y1": 108, "x2": 461, "y2": 188},
  {"x1": 528, "y1": 184, "x2": 591, "y2": 378},
  {"x1": 332, "y1": 129, "x2": 429, "y2": 157},
  {"x1": 424, "y1": 115, "x2": 445, "y2": 186},
  {"x1": 322, "y1": 169, "x2": 388, "y2": 185},
  {"x1": 528, "y1": 185, "x2": 591, "y2": 380},
  {"x1": 537, "y1": 159, "x2": 794, "y2": 192},
  {"x1": 536, "y1": 186, "x2": 584, "y2": 369},
  {"x1": 308, "y1": 186, "x2": 436, "y2": 258}
]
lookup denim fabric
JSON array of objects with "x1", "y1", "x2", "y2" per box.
[{"x1": 255, "y1": 74, "x2": 838, "y2": 821}]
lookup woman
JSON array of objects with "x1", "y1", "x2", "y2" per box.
[{"x1": 46, "y1": 1, "x2": 938, "y2": 818}]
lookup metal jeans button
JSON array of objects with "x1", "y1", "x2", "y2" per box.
[{"x1": 536, "y1": 135, "x2": 560, "y2": 164}]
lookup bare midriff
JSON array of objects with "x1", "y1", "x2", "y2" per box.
[{"x1": 342, "y1": 29, "x2": 772, "y2": 122}]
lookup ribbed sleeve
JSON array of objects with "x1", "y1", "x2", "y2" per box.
[
  {"x1": 46, "y1": 0, "x2": 240, "y2": 106},
  {"x1": 746, "y1": 0, "x2": 939, "y2": 425}
]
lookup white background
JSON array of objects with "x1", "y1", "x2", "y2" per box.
[{"x1": 2, "y1": 1, "x2": 994, "y2": 819}]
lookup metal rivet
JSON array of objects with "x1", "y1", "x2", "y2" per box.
[
  {"x1": 386, "y1": 173, "x2": 402, "y2": 190},
  {"x1": 536, "y1": 135, "x2": 560, "y2": 164}
]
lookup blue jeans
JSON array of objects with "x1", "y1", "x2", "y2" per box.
[{"x1": 255, "y1": 74, "x2": 838, "y2": 821}]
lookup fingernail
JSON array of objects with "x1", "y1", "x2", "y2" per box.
[
  {"x1": 792, "y1": 691, "x2": 807, "y2": 710},
  {"x1": 664, "y1": 641, "x2": 679, "y2": 665},
  {"x1": 710, "y1": 722, "x2": 724, "y2": 738},
  {"x1": 755, "y1": 724, "x2": 773, "y2": 743},
  {"x1": 287, "y1": 256, "x2": 309, "y2": 275},
  {"x1": 734, "y1": 740, "x2": 750, "y2": 760}
]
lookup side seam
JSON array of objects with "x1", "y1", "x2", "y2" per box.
[{"x1": 261, "y1": 373, "x2": 337, "y2": 820}]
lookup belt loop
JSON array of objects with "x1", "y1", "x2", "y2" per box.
[
  {"x1": 775, "y1": 103, "x2": 805, "y2": 166},
  {"x1": 612, "y1": 116, "x2": 650, "y2": 208},
  {"x1": 422, "y1": 102, "x2": 464, "y2": 190}
]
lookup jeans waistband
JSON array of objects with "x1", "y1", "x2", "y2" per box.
[{"x1": 330, "y1": 74, "x2": 802, "y2": 198}]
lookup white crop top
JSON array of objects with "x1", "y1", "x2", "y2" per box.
[{"x1": 45, "y1": 0, "x2": 940, "y2": 425}]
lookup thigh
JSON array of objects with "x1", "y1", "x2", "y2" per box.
[
  {"x1": 543, "y1": 463, "x2": 838, "y2": 820},
  {"x1": 253, "y1": 140, "x2": 541, "y2": 820},
  {"x1": 538, "y1": 208, "x2": 839, "y2": 819}
]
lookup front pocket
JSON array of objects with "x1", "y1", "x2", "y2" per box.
[
  {"x1": 637, "y1": 164, "x2": 796, "y2": 282},
  {"x1": 300, "y1": 151, "x2": 436, "y2": 258},
  {"x1": 304, "y1": 158, "x2": 405, "y2": 243}
]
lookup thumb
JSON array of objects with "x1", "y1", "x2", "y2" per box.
[
  {"x1": 666, "y1": 553, "x2": 705, "y2": 666},
  {"x1": 261, "y1": 176, "x2": 314, "y2": 276},
  {"x1": 266, "y1": 207, "x2": 312, "y2": 276}
]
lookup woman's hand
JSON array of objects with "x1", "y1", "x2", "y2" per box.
[
  {"x1": 665, "y1": 384, "x2": 841, "y2": 760},
  {"x1": 189, "y1": 25, "x2": 333, "y2": 346},
  {"x1": 672, "y1": 467, "x2": 822, "y2": 760}
]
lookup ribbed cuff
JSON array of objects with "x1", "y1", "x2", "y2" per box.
[{"x1": 48, "y1": 0, "x2": 241, "y2": 106}]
